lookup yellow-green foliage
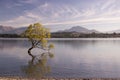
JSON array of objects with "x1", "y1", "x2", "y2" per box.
[
  {"x1": 48, "y1": 44, "x2": 54, "y2": 49},
  {"x1": 24, "y1": 23, "x2": 50, "y2": 38},
  {"x1": 22, "y1": 23, "x2": 52, "y2": 49},
  {"x1": 49, "y1": 53, "x2": 54, "y2": 58}
]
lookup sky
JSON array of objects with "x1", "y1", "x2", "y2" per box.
[{"x1": 1, "y1": 0, "x2": 120, "y2": 32}]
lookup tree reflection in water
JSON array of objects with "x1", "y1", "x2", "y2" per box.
[{"x1": 22, "y1": 52, "x2": 54, "y2": 79}]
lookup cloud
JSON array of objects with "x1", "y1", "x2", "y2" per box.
[
  {"x1": 1, "y1": 15, "x2": 38, "y2": 27},
  {"x1": 0, "y1": 3, "x2": 82, "y2": 26},
  {"x1": 101, "y1": 0, "x2": 116, "y2": 10},
  {"x1": 43, "y1": 17, "x2": 120, "y2": 26},
  {"x1": 1, "y1": 0, "x2": 120, "y2": 31},
  {"x1": 19, "y1": 0, "x2": 38, "y2": 4},
  {"x1": 26, "y1": 13, "x2": 40, "y2": 19},
  {"x1": 41, "y1": 2, "x2": 49, "y2": 8}
]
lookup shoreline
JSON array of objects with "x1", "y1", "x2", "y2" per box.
[
  {"x1": 0, "y1": 77, "x2": 120, "y2": 80},
  {"x1": 1, "y1": 37, "x2": 120, "y2": 41}
]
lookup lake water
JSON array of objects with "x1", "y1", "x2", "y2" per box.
[{"x1": 1, "y1": 38, "x2": 120, "y2": 78}]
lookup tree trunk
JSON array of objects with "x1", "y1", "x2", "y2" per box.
[{"x1": 28, "y1": 46, "x2": 35, "y2": 58}]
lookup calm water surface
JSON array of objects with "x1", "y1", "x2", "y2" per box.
[{"x1": 1, "y1": 38, "x2": 120, "y2": 78}]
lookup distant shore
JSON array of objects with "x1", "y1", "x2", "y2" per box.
[
  {"x1": 0, "y1": 77, "x2": 120, "y2": 80},
  {"x1": 1, "y1": 77, "x2": 120, "y2": 80},
  {"x1": 1, "y1": 32, "x2": 120, "y2": 38}
]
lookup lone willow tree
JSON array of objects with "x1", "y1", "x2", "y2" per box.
[{"x1": 22, "y1": 23, "x2": 54, "y2": 58}]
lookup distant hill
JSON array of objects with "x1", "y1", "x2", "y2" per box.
[
  {"x1": 8, "y1": 27, "x2": 27, "y2": 34},
  {"x1": 0, "y1": 25, "x2": 99, "y2": 34},
  {"x1": 0, "y1": 25, "x2": 15, "y2": 34},
  {"x1": 107, "y1": 29, "x2": 120, "y2": 33},
  {"x1": 0, "y1": 25, "x2": 26, "y2": 34},
  {"x1": 58, "y1": 26, "x2": 99, "y2": 33},
  {"x1": 2, "y1": 25, "x2": 120, "y2": 38}
]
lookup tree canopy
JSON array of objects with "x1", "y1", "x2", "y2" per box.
[{"x1": 22, "y1": 23, "x2": 54, "y2": 57}]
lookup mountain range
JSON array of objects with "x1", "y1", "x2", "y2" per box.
[
  {"x1": 1, "y1": 25, "x2": 120, "y2": 34},
  {"x1": 0, "y1": 25, "x2": 26, "y2": 34},
  {"x1": 58, "y1": 26, "x2": 99, "y2": 33},
  {"x1": 0, "y1": 25, "x2": 14, "y2": 34},
  {"x1": 107, "y1": 29, "x2": 120, "y2": 33}
]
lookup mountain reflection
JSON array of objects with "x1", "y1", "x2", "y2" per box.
[
  {"x1": 0, "y1": 39, "x2": 29, "y2": 50},
  {"x1": 22, "y1": 52, "x2": 54, "y2": 79}
]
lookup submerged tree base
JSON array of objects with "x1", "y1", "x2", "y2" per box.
[{"x1": 28, "y1": 46, "x2": 35, "y2": 58}]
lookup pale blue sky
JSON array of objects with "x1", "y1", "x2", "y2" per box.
[{"x1": 0, "y1": 0, "x2": 120, "y2": 32}]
